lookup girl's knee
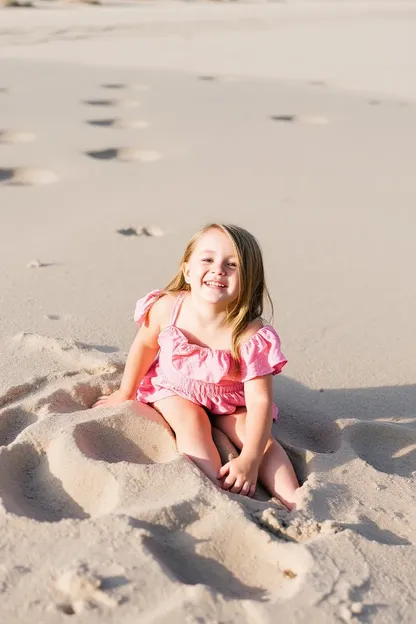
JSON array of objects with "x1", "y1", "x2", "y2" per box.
[{"x1": 176, "y1": 403, "x2": 211, "y2": 434}]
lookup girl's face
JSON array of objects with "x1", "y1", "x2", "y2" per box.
[{"x1": 184, "y1": 229, "x2": 240, "y2": 306}]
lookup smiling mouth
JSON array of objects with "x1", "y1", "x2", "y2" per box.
[{"x1": 204, "y1": 281, "x2": 227, "y2": 289}]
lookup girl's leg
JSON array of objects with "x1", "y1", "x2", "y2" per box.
[
  {"x1": 211, "y1": 409, "x2": 299, "y2": 510},
  {"x1": 153, "y1": 396, "x2": 221, "y2": 485}
]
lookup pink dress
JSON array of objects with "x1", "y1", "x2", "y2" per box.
[{"x1": 134, "y1": 290, "x2": 287, "y2": 421}]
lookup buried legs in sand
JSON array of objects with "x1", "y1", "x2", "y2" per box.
[{"x1": 152, "y1": 396, "x2": 299, "y2": 510}]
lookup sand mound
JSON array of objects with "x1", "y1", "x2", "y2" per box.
[{"x1": 0, "y1": 333, "x2": 414, "y2": 618}]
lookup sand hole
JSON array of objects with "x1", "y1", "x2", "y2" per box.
[
  {"x1": 0, "y1": 130, "x2": 36, "y2": 144},
  {"x1": 75, "y1": 418, "x2": 174, "y2": 464},
  {"x1": 67, "y1": 0, "x2": 100, "y2": 5},
  {"x1": 83, "y1": 99, "x2": 115, "y2": 107},
  {"x1": 75, "y1": 422, "x2": 152, "y2": 464},
  {"x1": 0, "y1": 443, "x2": 89, "y2": 521},
  {"x1": 101, "y1": 83, "x2": 125, "y2": 90},
  {"x1": 86, "y1": 118, "x2": 115, "y2": 127},
  {"x1": 116, "y1": 226, "x2": 164, "y2": 237},
  {"x1": 85, "y1": 147, "x2": 138, "y2": 162},
  {"x1": 117, "y1": 227, "x2": 139, "y2": 237},
  {"x1": 3, "y1": 1, "x2": 34, "y2": 6},
  {"x1": 44, "y1": 314, "x2": 60, "y2": 321},
  {"x1": 271, "y1": 115, "x2": 295, "y2": 123},
  {"x1": 57, "y1": 603, "x2": 76, "y2": 616},
  {"x1": 198, "y1": 76, "x2": 218, "y2": 81},
  {"x1": 0, "y1": 168, "x2": 13, "y2": 183},
  {"x1": 140, "y1": 513, "x2": 309, "y2": 600},
  {"x1": 75, "y1": 413, "x2": 177, "y2": 464},
  {"x1": 0, "y1": 407, "x2": 37, "y2": 446},
  {"x1": 0, "y1": 167, "x2": 57, "y2": 186},
  {"x1": 0, "y1": 435, "x2": 120, "y2": 522},
  {"x1": 271, "y1": 115, "x2": 328, "y2": 125},
  {"x1": 86, "y1": 148, "x2": 160, "y2": 162},
  {"x1": 346, "y1": 422, "x2": 416, "y2": 477},
  {"x1": 86, "y1": 118, "x2": 149, "y2": 129},
  {"x1": 34, "y1": 386, "x2": 97, "y2": 415}
]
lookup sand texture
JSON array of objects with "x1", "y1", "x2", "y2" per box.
[{"x1": 0, "y1": 2, "x2": 415, "y2": 623}]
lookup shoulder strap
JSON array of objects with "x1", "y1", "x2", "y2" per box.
[{"x1": 170, "y1": 292, "x2": 186, "y2": 326}]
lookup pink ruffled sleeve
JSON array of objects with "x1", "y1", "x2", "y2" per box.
[
  {"x1": 239, "y1": 326, "x2": 287, "y2": 383},
  {"x1": 134, "y1": 289, "x2": 163, "y2": 326}
]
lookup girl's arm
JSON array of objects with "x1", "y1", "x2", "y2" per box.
[
  {"x1": 240, "y1": 374, "x2": 274, "y2": 463},
  {"x1": 93, "y1": 302, "x2": 162, "y2": 408},
  {"x1": 218, "y1": 374, "x2": 274, "y2": 496}
]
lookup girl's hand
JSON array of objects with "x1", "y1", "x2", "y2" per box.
[
  {"x1": 217, "y1": 455, "x2": 259, "y2": 497},
  {"x1": 92, "y1": 389, "x2": 131, "y2": 409}
]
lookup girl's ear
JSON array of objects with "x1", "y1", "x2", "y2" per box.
[{"x1": 183, "y1": 263, "x2": 190, "y2": 284}]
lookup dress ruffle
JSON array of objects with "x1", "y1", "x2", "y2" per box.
[{"x1": 134, "y1": 289, "x2": 163, "y2": 326}]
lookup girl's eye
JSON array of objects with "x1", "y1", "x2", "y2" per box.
[
  {"x1": 202, "y1": 258, "x2": 213, "y2": 263},
  {"x1": 228, "y1": 262, "x2": 237, "y2": 268}
]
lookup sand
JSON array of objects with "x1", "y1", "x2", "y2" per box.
[{"x1": 0, "y1": 1, "x2": 415, "y2": 622}]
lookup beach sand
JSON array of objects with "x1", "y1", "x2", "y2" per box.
[{"x1": 0, "y1": 2, "x2": 415, "y2": 622}]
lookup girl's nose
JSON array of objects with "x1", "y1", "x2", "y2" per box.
[{"x1": 212, "y1": 264, "x2": 226, "y2": 275}]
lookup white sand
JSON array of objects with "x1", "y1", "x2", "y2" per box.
[{"x1": 0, "y1": 1, "x2": 415, "y2": 622}]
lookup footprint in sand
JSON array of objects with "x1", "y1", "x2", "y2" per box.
[
  {"x1": 3, "y1": 1, "x2": 34, "y2": 7},
  {"x1": 86, "y1": 119, "x2": 149, "y2": 130},
  {"x1": 0, "y1": 167, "x2": 57, "y2": 186},
  {"x1": 0, "y1": 439, "x2": 116, "y2": 521},
  {"x1": 101, "y1": 83, "x2": 126, "y2": 90},
  {"x1": 27, "y1": 259, "x2": 50, "y2": 268},
  {"x1": 85, "y1": 148, "x2": 161, "y2": 163},
  {"x1": 83, "y1": 99, "x2": 140, "y2": 108},
  {"x1": 117, "y1": 226, "x2": 164, "y2": 237},
  {"x1": 271, "y1": 115, "x2": 329, "y2": 125},
  {"x1": 0, "y1": 406, "x2": 177, "y2": 522},
  {"x1": 0, "y1": 408, "x2": 37, "y2": 447},
  {"x1": 83, "y1": 99, "x2": 116, "y2": 107},
  {"x1": 67, "y1": 0, "x2": 101, "y2": 5},
  {"x1": 346, "y1": 421, "x2": 416, "y2": 478},
  {"x1": 74, "y1": 414, "x2": 176, "y2": 465},
  {"x1": 0, "y1": 130, "x2": 36, "y2": 144}
]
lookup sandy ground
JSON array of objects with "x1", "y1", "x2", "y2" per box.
[{"x1": 0, "y1": 2, "x2": 415, "y2": 623}]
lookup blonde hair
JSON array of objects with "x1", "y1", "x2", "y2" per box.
[{"x1": 163, "y1": 224, "x2": 273, "y2": 369}]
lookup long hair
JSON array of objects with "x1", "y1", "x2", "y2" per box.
[{"x1": 163, "y1": 224, "x2": 273, "y2": 369}]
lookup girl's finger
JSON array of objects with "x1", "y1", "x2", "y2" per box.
[
  {"x1": 241, "y1": 481, "x2": 250, "y2": 496},
  {"x1": 217, "y1": 463, "x2": 230, "y2": 479},
  {"x1": 221, "y1": 474, "x2": 236, "y2": 491},
  {"x1": 92, "y1": 399, "x2": 107, "y2": 408},
  {"x1": 248, "y1": 484, "x2": 256, "y2": 498},
  {"x1": 230, "y1": 478, "x2": 244, "y2": 494}
]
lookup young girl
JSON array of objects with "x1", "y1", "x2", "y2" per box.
[{"x1": 94, "y1": 224, "x2": 299, "y2": 510}]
